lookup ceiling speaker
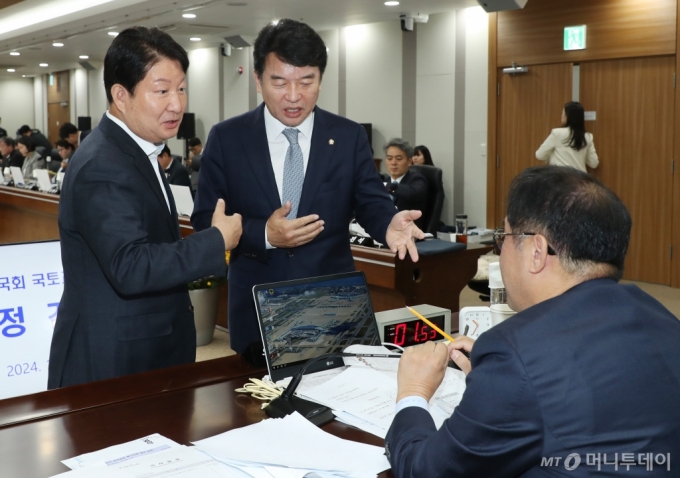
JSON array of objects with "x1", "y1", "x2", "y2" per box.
[{"x1": 477, "y1": 0, "x2": 528, "y2": 12}]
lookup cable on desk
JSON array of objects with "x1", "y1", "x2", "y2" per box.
[{"x1": 235, "y1": 378, "x2": 284, "y2": 409}]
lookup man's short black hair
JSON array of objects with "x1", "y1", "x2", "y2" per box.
[
  {"x1": 160, "y1": 145, "x2": 171, "y2": 157},
  {"x1": 17, "y1": 125, "x2": 31, "y2": 136},
  {"x1": 253, "y1": 19, "x2": 327, "y2": 79},
  {"x1": 56, "y1": 139, "x2": 74, "y2": 150},
  {"x1": 506, "y1": 166, "x2": 631, "y2": 280},
  {"x1": 187, "y1": 137, "x2": 202, "y2": 148},
  {"x1": 0, "y1": 136, "x2": 15, "y2": 147},
  {"x1": 104, "y1": 26, "x2": 189, "y2": 104},
  {"x1": 59, "y1": 122, "x2": 78, "y2": 140},
  {"x1": 16, "y1": 136, "x2": 35, "y2": 152}
]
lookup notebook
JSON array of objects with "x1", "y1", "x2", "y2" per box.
[
  {"x1": 169, "y1": 184, "x2": 194, "y2": 216},
  {"x1": 253, "y1": 271, "x2": 381, "y2": 382}
]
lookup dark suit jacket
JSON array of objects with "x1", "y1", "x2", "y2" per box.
[
  {"x1": 385, "y1": 278, "x2": 680, "y2": 477},
  {"x1": 384, "y1": 171, "x2": 428, "y2": 229},
  {"x1": 192, "y1": 104, "x2": 397, "y2": 353},
  {"x1": 165, "y1": 159, "x2": 191, "y2": 188},
  {"x1": 28, "y1": 130, "x2": 53, "y2": 153},
  {"x1": 2, "y1": 149, "x2": 23, "y2": 169},
  {"x1": 48, "y1": 113, "x2": 226, "y2": 389}
]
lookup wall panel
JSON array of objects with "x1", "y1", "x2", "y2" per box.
[{"x1": 497, "y1": 0, "x2": 676, "y2": 67}]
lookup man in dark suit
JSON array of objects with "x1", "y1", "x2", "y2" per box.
[
  {"x1": 381, "y1": 138, "x2": 428, "y2": 230},
  {"x1": 17, "y1": 124, "x2": 52, "y2": 153},
  {"x1": 59, "y1": 122, "x2": 91, "y2": 150},
  {"x1": 0, "y1": 136, "x2": 24, "y2": 169},
  {"x1": 48, "y1": 27, "x2": 242, "y2": 389},
  {"x1": 158, "y1": 145, "x2": 191, "y2": 188},
  {"x1": 192, "y1": 19, "x2": 424, "y2": 356},
  {"x1": 386, "y1": 166, "x2": 680, "y2": 477}
]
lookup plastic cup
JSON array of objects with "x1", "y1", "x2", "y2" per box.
[{"x1": 490, "y1": 303, "x2": 516, "y2": 325}]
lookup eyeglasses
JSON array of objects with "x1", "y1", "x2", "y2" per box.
[{"x1": 493, "y1": 229, "x2": 556, "y2": 255}]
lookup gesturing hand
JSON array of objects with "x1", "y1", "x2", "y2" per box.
[
  {"x1": 266, "y1": 201, "x2": 324, "y2": 248},
  {"x1": 386, "y1": 210, "x2": 425, "y2": 261},
  {"x1": 211, "y1": 199, "x2": 242, "y2": 251}
]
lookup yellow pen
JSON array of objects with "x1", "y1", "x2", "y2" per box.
[{"x1": 406, "y1": 306, "x2": 456, "y2": 343}]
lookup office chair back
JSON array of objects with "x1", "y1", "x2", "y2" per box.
[{"x1": 409, "y1": 164, "x2": 445, "y2": 235}]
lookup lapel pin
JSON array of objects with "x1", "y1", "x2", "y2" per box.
[{"x1": 329, "y1": 139, "x2": 335, "y2": 145}]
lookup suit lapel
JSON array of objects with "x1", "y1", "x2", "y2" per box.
[
  {"x1": 245, "y1": 104, "x2": 281, "y2": 211},
  {"x1": 298, "y1": 108, "x2": 331, "y2": 218},
  {"x1": 158, "y1": 161, "x2": 181, "y2": 239}
]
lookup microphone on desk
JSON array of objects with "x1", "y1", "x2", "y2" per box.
[{"x1": 266, "y1": 352, "x2": 402, "y2": 427}]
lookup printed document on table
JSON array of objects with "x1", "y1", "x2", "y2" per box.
[
  {"x1": 52, "y1": 447, "x2": 252, "y2": 477},
  {"x1": 192, "y1": 412, "x2": 389, "y2": 476},
  {"x1": 61, "y1": 433, "x2": 183, "y2": 469}
]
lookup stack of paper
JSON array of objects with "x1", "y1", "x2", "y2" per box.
[
  {"x1": 193, "y1": 412, "x2": 390, "y2": 477},
  {"x1": 292, "y1": 345, "x2": 466, "y2": 438}
]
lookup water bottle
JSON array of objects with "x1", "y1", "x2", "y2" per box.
[
  {"x1": 488, "y1": 262, "x2": 506, "y2": 306},
  {"x1": 455, "y1": 214, "x2": 468, "y2": 235}
]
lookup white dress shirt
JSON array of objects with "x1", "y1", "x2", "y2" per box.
[
  {"x1": 263, "y1": 105, "x2": 315, "y2": 248},
  {"x1": 106, "y1": 111, "x2": 170, "y2": 212}
]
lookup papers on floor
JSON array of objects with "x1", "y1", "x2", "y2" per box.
[
  {"x1": 192, "y1": 412, "x2": 390, "y2": 477},
  {"x1": 294, "y1": 345, "x2": 466, "y2": 438}
]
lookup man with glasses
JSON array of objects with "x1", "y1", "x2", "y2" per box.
[{"x1": 385, "y1": 166, "x2": 680, "y2": 477}]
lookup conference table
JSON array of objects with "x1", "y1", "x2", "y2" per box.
[{"x1": 0, "y1": 356, "x2": 392, "y2": 478}]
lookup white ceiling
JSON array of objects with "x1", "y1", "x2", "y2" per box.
[{"x1": 0, "y1": 0, "x2": 478, "y2": 79}]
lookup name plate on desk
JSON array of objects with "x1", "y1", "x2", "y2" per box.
[{"x1": 0, "y1": 240, "x2": 62, "y2": 399}]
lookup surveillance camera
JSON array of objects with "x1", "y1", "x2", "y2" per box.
[
  {"x1": 400, "y1": 13, "x2": 429, "y2": 32},
  {"x1": 220, "y1": 43, "x2": 232, "y2": 57}
]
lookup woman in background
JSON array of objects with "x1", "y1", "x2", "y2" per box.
[
  {"x1": 536, "y1": 101, "x2": 598, "y2": 172},
  {"x1": 412, "y1": 145, "x2": 434, "y2": 166},
  {"x1": 17, "y1": 136, "x2": 45, "y2": 179}
]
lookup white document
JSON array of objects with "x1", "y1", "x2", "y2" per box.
[
  {"x1": 169, "y1": 184, "x2": 194, "y2": 216},
  {"x1": 53, "y1": 447, "x2": 252, "y2": 477},
  {"x1": 61, "y1": 433, "x2": 183, "y2": 470},
  {"x1": 192, "y1": 412, "x2": 390, "y2": 476}
]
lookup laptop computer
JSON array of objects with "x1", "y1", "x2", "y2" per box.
[
  {"x1": 253, "y1": 271, "x2": 381, "y2": 382},
  {"x1": 169, "y1": 184, "x2": 194, "y2": 216},
  {"x1": 9, "y1": 166, "x2": 35, "y2": 189},
  {"x1": 34, "y1": 169, "x2": 57, "y2": 193}
]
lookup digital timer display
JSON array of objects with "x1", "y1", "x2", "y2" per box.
[{"x1": 383, "y1": 314, "x2": 446, "y2": 347}]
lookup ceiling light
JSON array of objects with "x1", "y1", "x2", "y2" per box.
[
  {"x1": 79, "y1": 55, "x2": 89, "y2": 59},
  {"x1": 182, "y1": 13, "x2": 196, "y2": 19},
  {"x1": 53, "y1": 42, "x2": 64, "y2": 47},
  {"x1": 190, "y1": 37, "x2": 201, "y2": 42},
  {"x1": 108, "y1": 31, "x2": 118, "y2": 36},
  {"x1": 384, "y1": 1, "x2": 400, "y2": 5},
  {"x1": 40, "y1": 63, "x2": 48, "y2": 67},
  {"x1": 7, "y1": 69, "x2": 15, "y2": 72},
  {"x1": 0, "y1": 0, "x2": 115, "y2": 36},
  {"x1": 10, "y1": 51, "x2": 20, "y2": 56}
]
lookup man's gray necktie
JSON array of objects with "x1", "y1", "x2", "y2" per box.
[{"x1": 281, "y1": 128, "x2": 304, "y2": 219}]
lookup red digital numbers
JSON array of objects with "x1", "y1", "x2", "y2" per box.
[
  {"x1": 394, "y1": 323, "x2": 407, "y2": 346},
  {"x1": 414, "y1": 321, "x2": 436, "y2": 342}
]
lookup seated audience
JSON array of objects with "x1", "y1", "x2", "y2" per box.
[
  {"x1": 17, "y1": 124, "x2": 53, "y2": 154},
  {"x1": 0, "y1": 117, "x2": 7, "y2": 139},
  {"x1": 386, "y1": 166, "x2": 680, "y2": 477},
  {"x1": 16, "y1": 137, "x2": 45, "y2": 179},
  {"x1": 0, "y1": 137, "x2": 24, "y2": 169},
  {"x1": 158, "y1": 145, "x2": 191, "y2": 188},
  {"x1": 55, "y1": 139, "x2": 74, "y2": 175},
  {"x1": 381, "y1": 138, "x2": 428, "y2": 230},
  {"x1": 412, "y1": 145, "x2": 434, "y2": 166}
]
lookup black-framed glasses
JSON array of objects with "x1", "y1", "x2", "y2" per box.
[{"x1": 493, "y1": 229, "x2": 556, "y2": 255}]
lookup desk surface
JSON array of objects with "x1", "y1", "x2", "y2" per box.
[{"x1": 0, "y1": 357, "x2": 392, "y2": 478}]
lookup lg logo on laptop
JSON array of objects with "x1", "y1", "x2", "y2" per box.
[{"x1": 326, "y1": 360, "x2": 335, "y2": 366}]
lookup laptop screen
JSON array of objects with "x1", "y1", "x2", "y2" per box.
[{"x1": 253, "y1": 271, "x2": 381, "y2": 381}]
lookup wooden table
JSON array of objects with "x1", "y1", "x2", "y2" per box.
[{"x1": 0, "y1": 357, "x2": 392, "y2": 478}]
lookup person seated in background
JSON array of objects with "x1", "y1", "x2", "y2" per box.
[
  {"x1": 0, "y1": 117, "x2": 7, "y2": 139},
  {"x1": 0, "y1": 136, "x2": 24, "y2": 169},
  {"x1": 382, "y1": 138, "x2": 428, "y2": 230},
  {"x1": 16, "y1": 136, "x2": 45, "y2": 179},
  {"x1": 59, "y1": 122, "x2": 91, "y2": 150},
  {"x1": 158, "y1": 145, "x2": 191, "y2": 188},
  {"x1": 55, "y1": 139, "x2": 74, "y2": 175},
  {"x1": 385, "y1": 165, "x2": 680, "y2": 477},
  {"x1": 187, "y1": 137, "x2": 202, "y2": 190},
  {"x1": 412, "y1": 144, "x2": 434, "y2": 166},
  {"x1": 16, "y1": 124, "x2": 53, "y2": 154}
]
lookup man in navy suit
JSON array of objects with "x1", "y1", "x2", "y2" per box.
[
  {"x1": 48, "y1": 27, "x2": 242, "y2": 388},
  {"x1": 386, "y1": 166, "x2": 680, "y2": 477},
  {"x1": 192, "y1": 19, "x2": 424, "y2": 355}
]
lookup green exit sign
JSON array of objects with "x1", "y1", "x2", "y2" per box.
[{"x1": 564, "y1": 25, "x2": 586, "y2": 51}]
